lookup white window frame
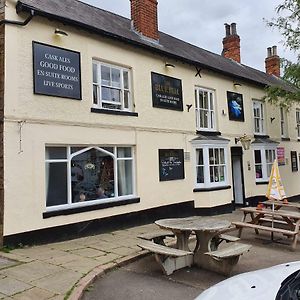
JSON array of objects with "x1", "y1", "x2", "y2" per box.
[
  {"x1": 93, "y1": 60, "x2": 132, "y2": 111},
  {"x1": 253, "y1": 145, "x2": 277, "y2": 183},
  {"x1": 252, "y1": 100, "x2": 265, "y2": 135},
  {"x1": 45, "y1": 145, "x2": 136, "y2": 212},
  {"x1": 296, "y1": 109, "x2": 300, "y2": 139},
  {"x1": 192, "y1": 140, "x2": 229, "y2": 189},
  {"x1": 195, "y1": 87, "x2": 216, "y2": 131},
  {"x1": 280, "y1": 107, "x2": 288, "y2": 138}
]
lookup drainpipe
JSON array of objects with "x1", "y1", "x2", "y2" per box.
[{"x1": 0, "y1": 9, "x2": 34, "y2": 26}]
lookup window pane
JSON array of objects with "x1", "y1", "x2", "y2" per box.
[
  {"x1": 214, "y1": 149, "x2": 219, "y2": 164},
  {"x1": 118, "y1": 160, "x2": 133, "y2": 196},
  {"x1": 71, "y1": 149, "x2": 115, "y2": 202},
  {"x1": 123, "y1": 71, "x2": 129, "y2": 89},
  {"x1": 197, "y1": 166, "x2": 204, "y2": 183},
  {"x1": 111, "y1": 68, "x2": 121, "y2": 88},
  {"x1": 102, "y1": 87, "x2": 121, "y2": 103},
  {"x1": 254, "y1": 150, "x2": 261, "y2": 163},
  {"x1": 267, "y1": 164, "x2": 272, "y2": 177},
  {"x1": 117, "y1": 147, "x2": 132, "y2": 158},
  {"x1": 203, "y1": 92, "x2": 208, "y2": 109},
  {"x1": 93, "y1": 63, "x2": 98, "y2": 83},
  {"x1": 46, "y1": 147, "x2": 67, "y2": 160},
  {"x1": 220, "y1": 166, "x2": 225, "y2": 182},
  {"x1": 209, "y1": 93, "x2": 214, "y2": 110},
  {"x1": 71, "y1": 147, "x2": 85, "y2": 154},
  {"x1": 124, "y1": 90, "x2": 130, "y2": 109},
  {"x1": 102, "y1": 103, "x2": 121, "y2": 110},
  {"x1": 255, "y1": 165, "x2": 263, "y2": 178},
  {"x1": 46, "y1": 162, "x2": 68, "y2": 206},
  {"x1": 209, "y1": 149, "x2": 214, "y2": 165},
  {"x1": 101, "y1": 65, "x2": 111, "y2": 86},
  {"x1": 214, "y1": 166, "x2": 219, "y2": 182},
  {"x1": 220, "y1": 149, "x2": 225, "y2": 164},
  {"x1": 93, "y1": 85, "x2": 98, "y2": 104},
  {"x1": 210, "y1": 166, "x2": 214, "y2": 182},
  {"x1": 199, "y1": 91, "x2": 204, "y2": 108},
  {"x1": 197, "y1": 149, "x2": 203, "y2": 165}
]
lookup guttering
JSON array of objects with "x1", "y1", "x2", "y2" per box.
[{"x1": 0, "y1": 9, "x2": 34, "y2": 26}]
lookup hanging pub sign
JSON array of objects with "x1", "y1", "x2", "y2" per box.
[
  {"x1": 33, "y1": 42, "x2": 81, "y2": 100},
  {"x1": 227, "y1": 91, "x2": 245, "y2": 122},
  {"x1": 291, "y1": 151, "x2": 298, "y2": 172},
  {"x1": 159, "y1": 149, "x2": 185, "y2": 181},
  {"x1": 277, "y1": 147, "x2": 285, "y2": 166},
  {"x1": 151, "y1": 72, "x2": 183, "y2": 111}
]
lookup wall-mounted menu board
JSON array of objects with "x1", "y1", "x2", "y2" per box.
[
  {"x1": 159, "y1": 149, "x2": 185, "y2": 181},
  {"x1": 33, "y1": 42, "x2": 82, "y2": 100},
  {"x1": 291, "y1": 151, "x2": 298, "y2": 172},
  {"x1": 151, "y1": 72, "x2": 183, "y2": 111}
]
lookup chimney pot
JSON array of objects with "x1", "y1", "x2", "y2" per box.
[
  {"x1": 267, "y1": 47, "x2": 272, "y2": 58},
  {"x1": 231, "y1": 23, "x2": 237, "y2": 35},
  {"x1": 272, "y1": 45, "x2": 277, "y2": 56},
  {"x1": 265, "y1": 46, "x2": 280, "y2": 77},
  {"x1": 224, "y1": 23, "x2": 230, "y2": 36}
]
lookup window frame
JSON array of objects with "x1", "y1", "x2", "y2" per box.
[
  {"x1": 296, "y1": 109, "x2": 300, "y2": 139},
  {"x1": 280, "y1": 107, "x2": 288, "y2": 138},
  {"x1": 252, "y1": 100, "x2": 265, "y2": 135},
  {"x1": 195, "y1": 87, "x2": 216, "y2": 131},
  {"x1": 92, "y1": 60, "x2": 132, "y2": 112},
  {"x1": 192, "y1": 140, "x2": 229, "y2": 189},
  {"x1": 253, "y1": 145, "x2": 277, "y2": 183},
  {"x1": 45, "y1": 145, "x2": 136, "y2": 212}
]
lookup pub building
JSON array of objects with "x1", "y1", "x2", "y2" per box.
[{"x1": 0, "y1": 0, "x2": 299, "y2": 245}]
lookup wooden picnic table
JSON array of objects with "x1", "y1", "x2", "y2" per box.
[
  {"x1": 232, "y1": 206, "x2": 300, "y2": 250},
  {"x1": 261, "y1": 200, "x2": 300, "y2": 211},
  {"x1": 155, "y1": 216, "x2": 251, "y2": 275}
]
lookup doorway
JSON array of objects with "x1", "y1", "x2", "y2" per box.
[{"x1": 231, "y1": 147, "x2": 245, "y2": 206}]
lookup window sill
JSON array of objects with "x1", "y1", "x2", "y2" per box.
[
  {"x1": 254, "y1": 134, "x2": 270, "y2": 139},
  {"x1": 43, "y1": 197, "x2": 140, "y2": 218},
  {"x1": 255, "y1": 181, "x2": 269, "y2": 185},
  {"x1": 193, "y1": 185, "x2": 231, "y2": 192},
  {"x1": 91, "y1": 108, "x2": 138, "y2": 117}
]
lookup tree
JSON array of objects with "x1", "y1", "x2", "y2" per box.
[{"x1": 264, "y1": 0, "x2": 300, "y2": 108}]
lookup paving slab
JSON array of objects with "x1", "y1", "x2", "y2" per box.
[
  {"x1": 61, "y1": 257, "x2": 101, "y2": 274},
  {"x1": 109, "y1": 246, "x2": 140, "y2": 256},
  {"x1": 1, "y1": 261, "x2": 65, "y2": 283},
  {"x1": 0, "y1": 257, "x2": 18, "y2": 271},
  {"x1": 94, "y1": 253, "x2": 121, "y2": 265},
  {"x1": 13, "y1": 287, "x2": 56, "y2": 300},
  {"x1": 70, "y1": 248, "x2": 106, "y2": 258},
  {"x1": 42, "y1": 253, "x2": 82, "y2": 266},
  {"x1": 50, "y1": 241, "x2": 86, "y2": 252},
  {"x1": 0, "y1": 277, "x2": 32, "y2": 296},
  {"x1": 32, "y1": 269, "x2": 82, "y2": 295}
]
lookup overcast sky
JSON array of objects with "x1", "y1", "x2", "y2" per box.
[{"x1": 81, "y1": 0, "x2": 296, "y2": 72}]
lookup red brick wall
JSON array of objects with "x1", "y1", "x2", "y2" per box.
[
  {"x1": 222, "y1": 35, "x2": 241, "y2": 63},
  {"x1": 0, "y1": 0, "x2": 4, "y2": 247},
  {"x1": 131, "y1": 0, "x2": 159, "y2": 40}
]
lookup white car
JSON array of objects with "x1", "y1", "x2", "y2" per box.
[{"x1": 195, "y1": 261, "x2": 300, "y2": 300}]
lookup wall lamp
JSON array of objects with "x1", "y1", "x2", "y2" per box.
[
  {"x1": 165, "y1": 62, "x2": 175, "y2": 68},
  {"x1": 233, "y1": 82, "x2": 242, "y2": 88},
  {"x1": 54, "y1": 28, "x2": 68, "y2": 37},
  {"x1": 235, "y1": 134, "x2": 252, "y2": 150}
]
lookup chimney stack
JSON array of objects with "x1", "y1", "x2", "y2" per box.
[
  {"x1": 222, "y1": 23, "x2": 241, "y2": 63},
  {"x1": 130, "y1": 0, "x2": 159, "y2": 41},
  {"x1": 265, "y1": 46, "x2": 280, "y2": 77}
]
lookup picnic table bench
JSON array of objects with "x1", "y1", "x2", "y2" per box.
[
  {"x1": 232, "y1": 207, "x2": 300, "y2": 250},
  {"x1": 137, "y1": 230, "x2": 175, "y2": 245}
]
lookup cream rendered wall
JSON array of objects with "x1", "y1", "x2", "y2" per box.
[{"x1": 3, "y1": 2, "x2": 300, "y2": 235}]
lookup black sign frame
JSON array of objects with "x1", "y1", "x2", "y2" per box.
[
  {"x1": 159, "y1": 149, "x2": 185, "y2": 181},
  {"x1": 227, "y1": 91, "x2": 245, "y2": 122},
  {"x1": 33, "y1": 41, "x2": 82, "y2": 100},
  {"x1": 291, "y1": 151, "x2": 298, "y2": 172},
  {"x1": 151, "y1": 72, "x2": 183, "y2": 111}
]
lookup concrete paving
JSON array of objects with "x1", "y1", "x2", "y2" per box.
[{"x1": 0, "y1": 210, "x2": 298, "y2": 299}]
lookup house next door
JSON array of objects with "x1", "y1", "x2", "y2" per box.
[{"x1": 231, "y1": 147, "x2": 245, "y2": 205}]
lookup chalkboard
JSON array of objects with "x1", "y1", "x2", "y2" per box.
[
  {"x1": 151, "y1": 72, "x2": 183, "y2": 111},
  {"x1": 159, "y1": 149, "x2": 185, "y2": 181},
  {"x1": 291, "y1": 151, "x2": 298, "y2": 172},
  {"x1": 33, "y1": 42, "x2": 82, "y2": 100}
]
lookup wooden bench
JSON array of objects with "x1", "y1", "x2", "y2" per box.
[
  {"x1": 232, "y1": 221, "x2": 298, "y2": 250},
  {"x1": 137, "y1": 230, "x2": 175, "y2": 245},
  {"x1": 137, "y1": 240, "x2": 193, "y2": 275}
]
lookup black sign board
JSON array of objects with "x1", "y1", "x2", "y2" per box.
[
  {"x1": 291, "y1": 151, "x2": 298, "y2": 172},
  {"x1": 227, "y1": 91, "x2": 245, "y2": 122},
  {"x1": 151, "y1": 72, "x2": 183, "y2": 111},
  {"x1": 159, "y1": 149, "x2": 185, "y2": 181},
  {"x1": 33, "y1": 42, "x2": 81, "y2": 100}
]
